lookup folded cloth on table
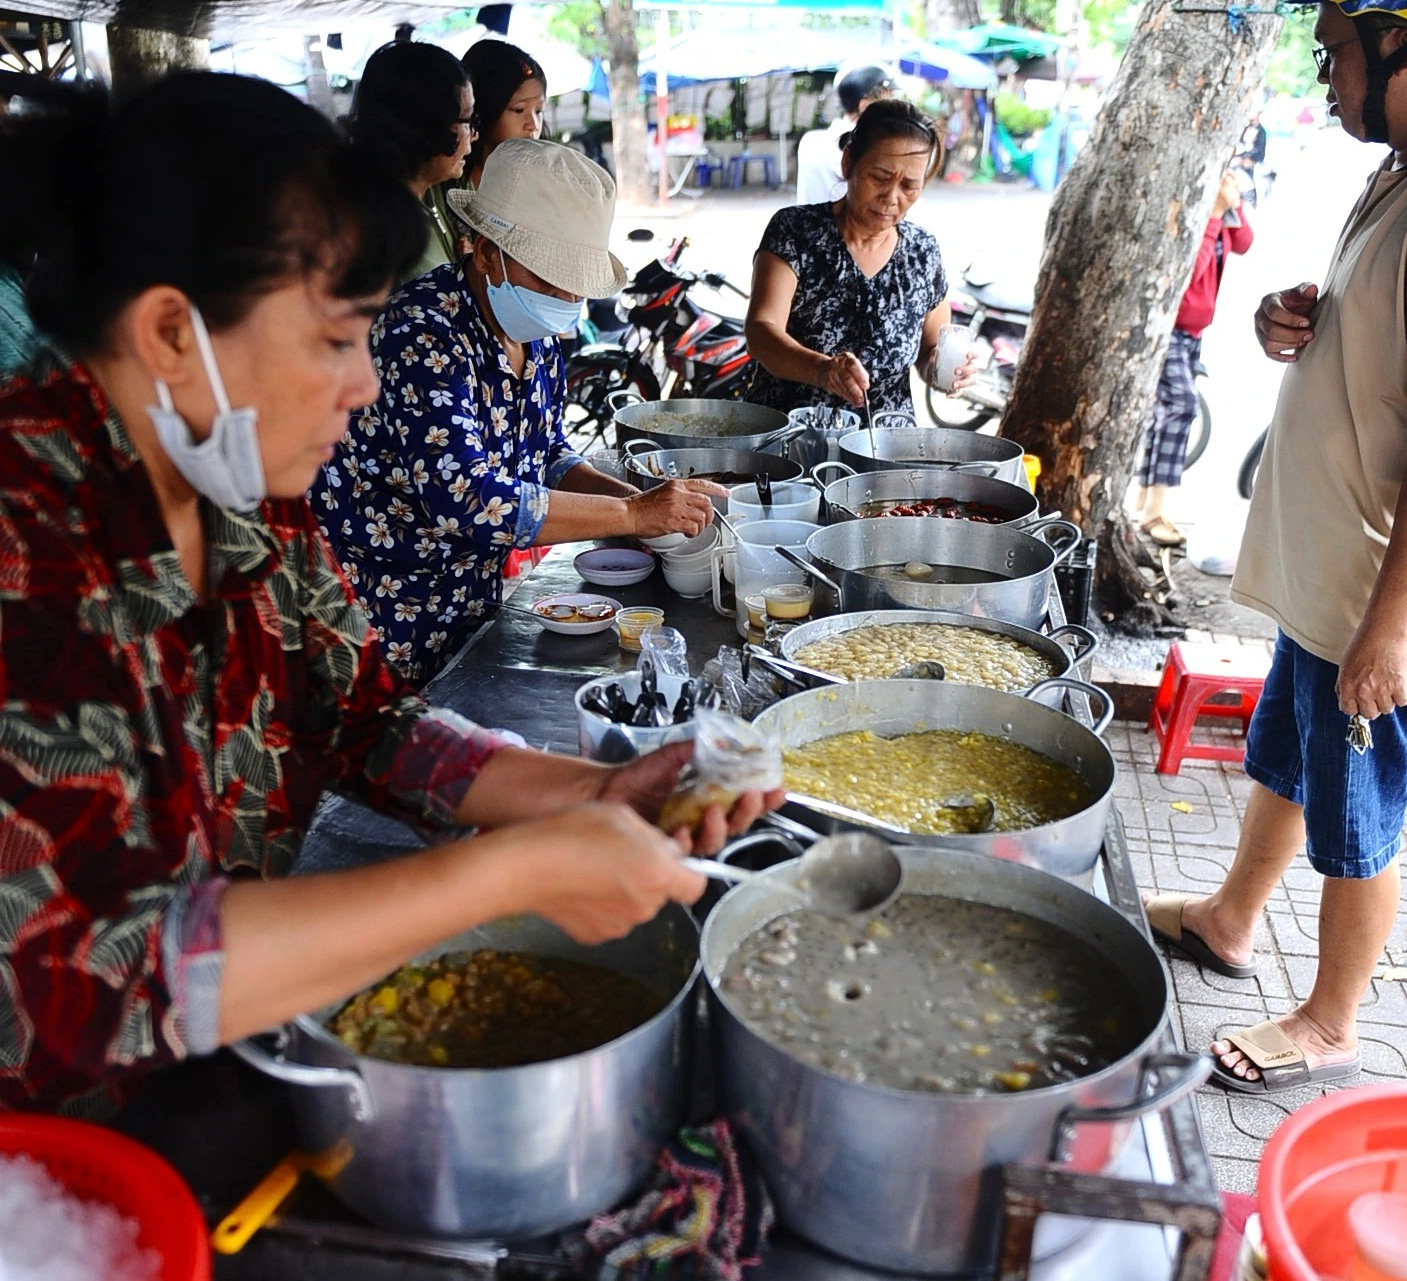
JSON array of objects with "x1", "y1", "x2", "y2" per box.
[{"x1": 572, "y1": 1119, "x2": 774, "y2": 1280}]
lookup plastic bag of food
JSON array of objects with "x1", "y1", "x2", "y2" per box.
[
  {"x1": 700, "y1": 646, "x2": 783, "y2": 720},
  {"x1": 639, "y1": 624, "x2": 690, "y2": 679},
  {"x1": 657, "y1": 707, "x2": 783, "y2": 833}
]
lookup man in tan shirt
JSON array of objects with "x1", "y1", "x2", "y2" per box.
[{"x1": 1145, "y1": 0, "x2": 1407, "y2": 1093}]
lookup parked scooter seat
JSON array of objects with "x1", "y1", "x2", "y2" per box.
[{"x1": 964, "y1": 279, "x2": 1034, "y2": 316}]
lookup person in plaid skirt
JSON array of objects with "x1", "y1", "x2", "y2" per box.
[{"x1": 1135, "y1": 169, "x2": 1253, "y2": 546}]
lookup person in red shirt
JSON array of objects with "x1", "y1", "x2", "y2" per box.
[
  {"x1": 1134, "y1": 169, "x2": 1254, "y2": 546},
  {"x1": 0, "y1": 73, "x2": 778, "y2": 1116}
]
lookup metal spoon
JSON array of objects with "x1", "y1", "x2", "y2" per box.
[
  {"x1": 683, "y1": 831, "x2": 903, "y2": 917},
  {"x1": 754, "y1": 471, "x2": 773, "y2": 511},
  {"x1": 746, "y1": 645, "x2": 945, "y2": 686},
  {"x1": 715, "y1": 508, "x2": 746, "y2": 544}
]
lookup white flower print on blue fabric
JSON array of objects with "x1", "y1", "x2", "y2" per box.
[{"x1": 311, "y1": 259, "x2": 578, "y2": 685}]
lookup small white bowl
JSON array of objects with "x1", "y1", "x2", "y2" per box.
[
  {"x1": 574, "y1": 547, "x2": 657, "y2": 588},
  {"x1": 660, "y1": 524, "x2": 719, "y2": 561},
  {"x1": 662, "y1": 560, "x2": 713, "y2": 598},
  {"x1": 640, "y1": 531, "x2": 688, "y2": 552},
  {"x1": 529, "y1": 593, "x2": 623, "y2": 636}
]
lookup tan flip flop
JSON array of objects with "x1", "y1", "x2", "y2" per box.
[
  {"x1": 1139, "y1": 516, "x2": 1187, "y2": 547},
  {"x1": 1212, "y1": 1020, "x2": 1361, "y2": 1094},
  {"x1": 1144, "y1": 893, "x2": 1257, "y2": 978}
]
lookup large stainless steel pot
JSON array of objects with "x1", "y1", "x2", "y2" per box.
[
  {"x1": 701, "y1": 846, "x2": 1209, "y2": 1276},
  {"x1": 778, "y1": 608, "x2": 1098, "y2": 703},
  {"x1": 625, "y1": 445, "x2": 803, "y2": 511},
  {"x1": 754, "y1": 677, "x2": 1116, "y2": 881},
  {"x1": 794, "y1": 515, "x2": 1080, "y2": 630},
  {"x1": 611, "y1": 392, "x2": 795, "y2": 455},
  {"x1": 231, "y1": 907, "x2": 698, "y2": 1239},
  {"x1": 813, "y1": 461, "x2": 1040, "y2": 528},
  {"x1": 837, "y1": 426, "x2": 1027, "y2": 486}
]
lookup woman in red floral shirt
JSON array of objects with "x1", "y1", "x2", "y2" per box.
[{"x1": 0, "y1": 73, "x2": 777, "y2": 1116}]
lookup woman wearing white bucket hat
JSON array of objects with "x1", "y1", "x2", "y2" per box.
[{"x1": 314, "y1": 139, "x2": 722, "y2": 684}]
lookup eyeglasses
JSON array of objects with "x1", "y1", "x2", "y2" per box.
[{"x1": 1312, "y1": 37, "x2": 1356, "y2": 74}]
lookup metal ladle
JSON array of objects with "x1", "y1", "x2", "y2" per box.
[{"x1": 682, "y1": 831, "x2": 903, "y2": 917}]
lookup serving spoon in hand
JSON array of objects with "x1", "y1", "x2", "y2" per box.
[{"x1": 683, "y1": 831, "x2": 903, "y2": 917}]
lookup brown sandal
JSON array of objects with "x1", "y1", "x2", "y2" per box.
[
  {"x1": 1211, "y1": 1020, "x2": 1361, "y2": 1094},
  {"x1": 1139, "y1": 516, "x2": 1187, "y2": 547}
]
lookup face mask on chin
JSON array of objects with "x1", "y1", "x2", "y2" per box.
[
  {"x1": 146, "y1": 305, "x2": 267, "y2": 513},
  {"x1": 485, "y1": 247, "x2": 582, "y2": 343}
]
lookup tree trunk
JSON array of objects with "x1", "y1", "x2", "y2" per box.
[
  {"x1": 601, "y1": 0, "x2": 651, "y2": 207},
  {"x1": 107, "y1": 25, "x2": 209, "y2": 106},
  {"x1": 926, "y1": 0, "x2": 983, "y2": 36},
  {"x1": 999, "y1": 1, "x2": 1281, "y2": 620}
]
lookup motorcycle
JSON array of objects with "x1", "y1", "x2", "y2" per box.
[
  {"x1": 563, "y1": 236, "x2": 756, "y2": 449},
  {"x1": 1238, "y1": 426, "x2": 1268, "y2": 499},
  {"x1": 929, "y1": 264, "x2": 1212, "y2": 472}
]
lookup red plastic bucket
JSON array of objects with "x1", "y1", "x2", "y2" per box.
[
  {"x1": 1259, "y1": 1084, "x2": 1407, "y2": 1281},
  {"x1": 0, "y1": 1115, "x2": 211, "y2": 1280}
]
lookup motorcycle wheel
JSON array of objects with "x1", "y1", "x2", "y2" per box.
[
  {"x1": 923, "y1": 381, "x2": 994, "y2": 431},
  {"x1": 1237, "y1": 427, "x2": 1268, "y2": 500},
  {"x1": 563, "y1": 359, "x2": 661, "y2": 451},
  {"x1": 1182, "y1": 391, "x2": 1212, "y2": 469}
]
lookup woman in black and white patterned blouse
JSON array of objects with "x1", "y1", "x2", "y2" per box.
[{"x1": 746, "y1": 99, "x2": 969, "y2": 417}]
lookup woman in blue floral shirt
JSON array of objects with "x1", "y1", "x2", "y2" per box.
[{"x1": 315, "y1": 140, "x2": 720, "y2": 683}]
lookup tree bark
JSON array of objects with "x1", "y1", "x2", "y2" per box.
[
  {"x1": 601, "y1": 0, "x2": 651, "y2": 207},
  {"x1": 107, "y1": 25, "x2": 209, "y2": 106},
  {"x1": 999, "y1": 1, "x2": 1281, "y2": 620},
  {"x1": 927, "y1": 0, "x2": 983, "y2": 33}
]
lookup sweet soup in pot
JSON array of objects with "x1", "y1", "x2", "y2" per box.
[
  {"x1": 861, "y1": 562, "x2": 1008, "y2": 586},
  {"x1": 329, "y1": 950, "x2": 667, "y2": 1068},
  {"x1": 793, "y1": 622, "x2": 1056, "y2": 693},
  {"x1": 720, "y1": 894, "x2": 1142, "y2": 1093},
  {"x1": 631, "y1": 411, "x2": 755, "y2": 437},
  {"x1": 783, "y1": 729, "x2": 1093, "y2": 835}
]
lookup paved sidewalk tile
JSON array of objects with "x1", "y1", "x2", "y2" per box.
[{"x1": 1117, "y1": 716, "x2": 1407, "y2": 1191}]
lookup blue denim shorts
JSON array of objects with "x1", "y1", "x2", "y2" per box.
[{"x1": 1244, "y1": 632, "x2": 1406, "y2": 879}]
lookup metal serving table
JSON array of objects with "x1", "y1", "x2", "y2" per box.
[{"x1": 120, "y1": 543, "x2": 1222, "y2": 1281}]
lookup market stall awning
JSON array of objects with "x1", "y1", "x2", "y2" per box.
[
  {"x1": 932, "y1": 22, "x2": 1064, "y2": 63},
  {"x1": 893, "y1": 41, "x2": 996, "y2": 91},
  {"x1": 0, "y1": 2, "x2": 485, "y2": 40},
  {"x1": 631, "y1": 25, "x2": 997, "y2": 93}
]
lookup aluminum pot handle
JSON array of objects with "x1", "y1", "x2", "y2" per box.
[
  {"x1": 774, "y1": 545, "x2": 844, "y2": 609},
  {"x1": 1048, "y1": 1052, "x2": 1211, "y2": 1164},
  {"x1": 756, "y1": 422, "x2": 808, "y2": 452},
  {"x1": 1027, "y1": 517, "x2": 1082, "y2": 565},
  {"x1": 943, "y1": 461, "x2": 999, "y2": 478},
  {"x1": 1046, "y1": 623, "x2": 1099, "y2": 667},
  {"x1": 810, "y1": 460, "x2": 856, "y2": 488},
  {"x1": 623, "y1": 438, "x2": 661, "y2": 458},
  {"x1": 1025, "y1": 677, "x2": 1114, "y2": 735},
  {"x1": 606, "y1": 389, "x2": 645, "y2": 413},
  {"x1": 719, "y1": 828, "x2": 806, "y2": 867},
  {"x1": 231, "y1": 1033, "x2": 375, "y2": 1124}
]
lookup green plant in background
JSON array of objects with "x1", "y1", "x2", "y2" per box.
[
  {"x1": 1265, "y1": 9, "x2": 1319, "y2": 98},
  {"x1": 545, "y1": 0, "x2": 608, "y2": 59},
  {"x1": 994, "y1": 89, "x2": 1051, "y2": 138},
  {"x1": 1083, "y1": 0, "x2": 1141, "y2": 55},
  {"x1": 703, "y1": 113, "x2": 733, "y2": 141}
]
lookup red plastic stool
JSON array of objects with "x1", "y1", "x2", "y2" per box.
[{"x1": 1148, "y1": 641, "x2": 1270, "y2": 775}]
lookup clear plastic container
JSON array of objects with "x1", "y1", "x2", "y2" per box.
[
  {"x1": 614, "y1": 607, "x2": 665, "y2": 653},
  {"x1": 763, "y1": 582, "x2": 814, "y2": 620}
]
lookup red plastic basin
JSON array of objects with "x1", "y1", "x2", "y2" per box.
[{"x1": 1259, "y1": 1084, "x2": 1407, "y2": 1281}]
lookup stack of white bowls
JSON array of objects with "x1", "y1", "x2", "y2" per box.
[{"x1": 656, "y1": 524, "x2": 719, "y2": 598}]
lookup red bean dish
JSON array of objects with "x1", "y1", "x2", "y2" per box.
[{"x1": 861, "y1": 498, "x2": 1010, "y2": 523}]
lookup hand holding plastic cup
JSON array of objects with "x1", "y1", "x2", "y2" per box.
[{"x1": 931, "y1": 324, "x2": 974, "y2": 394}]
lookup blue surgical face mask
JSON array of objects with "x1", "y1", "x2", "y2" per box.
[
  {"x1": 485, "y1": 248, "x2": 582, "y2": 343},
  {"x1": 145, "y1": 305, "x2": 267, "y2": 513}
]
